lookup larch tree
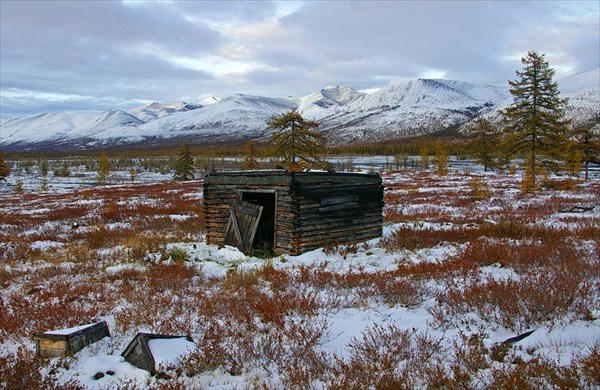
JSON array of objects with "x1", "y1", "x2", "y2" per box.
[
  {"x1": 501, "y1": 50, "x2": 570, "y2": 186},
  {"x1": 466, "y1": 117, "x2": 502, "y2": 172},
  {"x1": 419, "y1": 145, "x2": 430, "y2": 170},
  {"x1": 60, "y1": 161, "x2": 70, "y2": 177},
  {"x1": 268, "y1": 111, "x2": 323, "y2": 168},
  {"x1": 129, "y1": 167, "x2": 137, "y2": 182},
  {"x1": 97, "y1": 153, "x2": 111, "y2": 184},
  {"x1": 568, "y1": 113, "x2": 600, "y2": 181},
  {"x1": 40, "y1": 160, "x2": 48, "y2": 177},
  {"x1": 242, "y1": 141, "x2": 262, "y2": 170},
  {"x1": 173, "y1": 144, "x2": 195, "y2": 181},
  {"x1": 0, "y1": 150, "x2": 10, "y2": 181},
  {"x1": 434, "y1": 140, "x2": 449, "y2": 176}
]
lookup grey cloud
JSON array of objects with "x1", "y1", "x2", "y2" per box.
[
  {"x1": 1, "y1": 1, "x2": 222, "y2": 56},
  {"x1": 0, "y1": 0, "x2": 222, "y2": 114},
  {"x1": 261, "y1": 1, "x2": 597, "y2": 85},
  {"x1": 0, "y1": 0, "x2": 597, "y2": 118}
]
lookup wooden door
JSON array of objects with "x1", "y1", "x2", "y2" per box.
[{"x1": 224, "y1": 201, "x2": 263, "y2": 254}]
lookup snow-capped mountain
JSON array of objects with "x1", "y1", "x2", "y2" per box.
[
  {"x1": 137, "y1": 94, "x2": 298, "y2": 143},
  {"x1": 1, "y1": 69, "x2": 598, "y2": 151},
  {"x1": 469, "y1": 68, "x2": 600, "y2": 128},
  {"x1": 558, "y1": 69, "x2": 600, "y2": 118},
  {"x1": 299, "y1": 79, "x2": 510, "y2": 143},
  {"x1": 0, "y1": 110, "x2": 145, "y2": 149},
  {"x1": 127, "y1": 102, "x2": 202, "y2": 122},
  {"x1": 199, "y1": 96, "x2": 221, "y2": 106}
]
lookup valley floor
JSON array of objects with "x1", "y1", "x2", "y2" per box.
[{"x1": 0, "y1": 168, "x2": 599, "y2": 389}]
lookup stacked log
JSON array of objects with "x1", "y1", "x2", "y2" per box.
[
  {"x1": 204, "y1": 171, "x2": 293, "y2": 254},
  {"x1": 203, "y1": 170, "x2": 383, "y2": 256},
  {"x1": 292, "y1": 172, "x2": 383, "y2": 254}
]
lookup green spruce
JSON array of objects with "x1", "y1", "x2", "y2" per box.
[
  {"x1": 501, "y1": 51, "x2": 570, "y2": 186},
  {"x1": 174, "y1": 144, "x2": 195, "y2": 181}
]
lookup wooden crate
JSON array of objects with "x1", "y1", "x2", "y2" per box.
[{"x1": 34, "y1": 321, "x2": 110, "y2": 358}]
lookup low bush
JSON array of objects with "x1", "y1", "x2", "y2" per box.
[{"x1": 429, "y1": 266, "x2": 592, "y2": 331}]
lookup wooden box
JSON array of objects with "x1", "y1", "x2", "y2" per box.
[{"x1": 34, "y1": 321, "x2": 110, "y2": 358}]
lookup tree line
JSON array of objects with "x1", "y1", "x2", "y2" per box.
[
  {"x1": 1, "y1": 51, "x2": 598, "y2": 188},
  {"x1": 465, "y1": 51, "x2": 598, "y2": 185}
]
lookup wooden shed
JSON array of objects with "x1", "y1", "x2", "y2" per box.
[
  {"x1": 204, "y1": 170, "x2": 384, "y2": 255},
  {"x1": 121, "y1": 333, "x2": 195, "y2": 375}
]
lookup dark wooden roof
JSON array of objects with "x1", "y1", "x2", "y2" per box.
[{"x1": 204, "y1": 170, "x2": 382, "y2": 186}]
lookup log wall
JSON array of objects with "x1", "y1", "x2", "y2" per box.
[
  {"x1": 204, "y1": 170, "x2": 383, "y2": 255},
  {"x1": 204, "y1": 171, "x2": 294, "y2": 254},
  {"x1": 292, "y1": 172, "x2": 383, "y2": 253}
]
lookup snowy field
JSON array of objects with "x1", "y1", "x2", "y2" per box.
[{"x1": 0, "y1": 166, "x2": 599, "y2": 389}]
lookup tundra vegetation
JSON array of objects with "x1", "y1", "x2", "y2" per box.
[{"x1": 0, "y1": 159, "x2": 598, "y2": 388}]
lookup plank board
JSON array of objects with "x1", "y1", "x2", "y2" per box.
[{"x1": 224, "y1": 201, "x2": 263, "y2": 254}]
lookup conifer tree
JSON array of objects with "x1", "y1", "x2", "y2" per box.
[
  {"x1": 60, "y1": 161, "x2": 70, "y2": 177},
  {"x1": 14, "y1": 179, "x2": 23, "y2": 193},
  {"x1": 568, "y1": 113, "x2": 600, "y2": 181},
  {"x1": 501, "y1": 51, "x2": 570, "y2": 186},
  {"x1": 268, "y1": 111, "x2": 323, "y2": 168},
  {"x1": 434, "y1": 140, "x2": 449, "y2": 175},
  {"x1": 465, "y1": 117, "x2": 501, "y2": 172},
  {"x1": 40, "y1": 160, "x2": 48, "y2": 177},
  {"x1": 242, "y1": 141, "x2": 261, "y2": 170},
  {"x1": 419, "y1": 145, "x2": 430, "y2": 170},
  {"x1": 0, "y1": 150, "x2": 10, "y2": 181},
  {"x1": 565, "y1": 143, "x2": 583, "y2": 178},
  {"x1": 97, "y1": 153, "x2": 110, "y2": 184},
  {"x1": 173, "y1": 144, "x2": 194, "y2": 181}
]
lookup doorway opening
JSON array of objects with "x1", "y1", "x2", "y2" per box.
[{"x1": 240, "y1": 190, "x2": 276, "y2": 255}]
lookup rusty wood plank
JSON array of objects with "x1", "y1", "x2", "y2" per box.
[
  {"x1": 223, "y1": 201, "x2": 263, "y2": 254},
  {"x1": 230, "y1": 209, "x2": 243, "y2": 245}
]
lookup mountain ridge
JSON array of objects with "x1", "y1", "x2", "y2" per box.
[{"x1": 1, "y1": 69, "x2": 598, "y2": 152}]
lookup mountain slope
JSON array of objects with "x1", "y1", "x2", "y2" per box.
[
  {"x1": 300, "y1": 79, "x2": 509, "y2": 143},
  {"x1": 127, "y1": 102, "x2": 202, "y2": 122},
  {"x1": 135, "y1": 94, "x2": 298, "y2": 143},
  {"x1": 0, "y1": 110, "x2": 145, "y2": 150},
  {"x1": 1, "y1": 69, "x2": 598, "y2": 151},
  {"x1": 559, "y1": 68, "x2": 600, "y2": 118}
]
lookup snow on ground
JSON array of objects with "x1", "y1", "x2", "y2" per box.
[
  {"x1": 149, "y1": 337, "x2": 196, "y2": 367},
  {"x1": 0, "y1": 164, "x2": 598, "y2": 388}
]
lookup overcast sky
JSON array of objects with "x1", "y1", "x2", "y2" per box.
[{"x1": 1, "y1": 0, "x2": 598, "y2": 118}]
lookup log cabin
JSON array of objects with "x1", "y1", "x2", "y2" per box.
[{"x1": 203, "y1": 170, "x2": 383, "y2": 256}]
